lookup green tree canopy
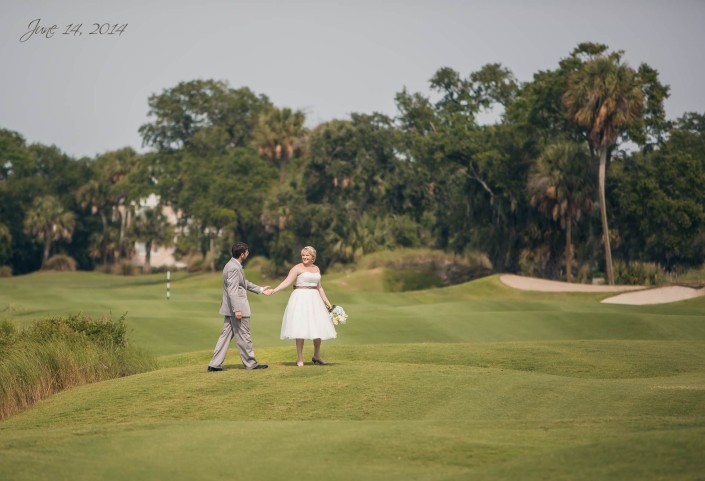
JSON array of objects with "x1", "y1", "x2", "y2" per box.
[
  {"x1": 611, "y1": 113, "x2": 705, "y2": 268},
  {"x1": 139, "y1": 79, "x2": 271, "y2": 153}
]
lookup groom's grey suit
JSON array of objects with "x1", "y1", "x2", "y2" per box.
[{"x1": 208, "y1": 257, "x2": 265, "y2": 369}]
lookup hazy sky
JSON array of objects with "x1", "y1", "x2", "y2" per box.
[{"x1": 2, "y1": 0, "x2": 704, "y2": 159}]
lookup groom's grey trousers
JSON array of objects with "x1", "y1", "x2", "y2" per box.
[{"x1": 208, "y1": 315, "x2": 258, "y2": 369}]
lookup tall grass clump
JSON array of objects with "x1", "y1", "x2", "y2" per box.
[
  {"x1": 613, "y1": 260, "x2": 667, "y2": 286},
  {"x1": 667, "y1": 263, "x2": 705, "y2": 287},
  {"x1": 0, "y1": 313, "x2": 155, "y2": 420}
]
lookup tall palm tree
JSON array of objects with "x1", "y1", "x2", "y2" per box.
[
  {"x1": 529, "y1": 141, "x2": 595, "y2": 282},
  {"x1": 253, "y1": 107, "x2": 306, "y2": 184},
  {"x1": 77, "y1": 179, "x2": 111, "y2": 264},
  {"x1": 562, "y1": 54, "x2": 644, "y2": 284},
  {"x1": 77, "y1": 148, "x2": 141, "y2": 264},
  {"x1": 23, "y1": 196, "x2": 75, "y2": 268}
]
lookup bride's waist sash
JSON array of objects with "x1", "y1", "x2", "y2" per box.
[{"x1": 293, "y1": 285, "x2": 317, "y2": 289}]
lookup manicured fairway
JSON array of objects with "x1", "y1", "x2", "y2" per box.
[{"x1": 1, "y1": 271, "x2": 704, "y2": 480}]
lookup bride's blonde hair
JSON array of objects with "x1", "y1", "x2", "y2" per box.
[{"x1": 301, "y1": 245, "x2": 317, "y2": 261}]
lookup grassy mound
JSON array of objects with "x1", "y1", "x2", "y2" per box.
[
  {"x1": 1, "y1": 342, "x2": 704, "y2": 480},
  {"x1": 0, "y1": 270, "x2": 704, "y2": 480},
  {"x1": 357, "y1": 248, "x2": 493, "y2": 291}
]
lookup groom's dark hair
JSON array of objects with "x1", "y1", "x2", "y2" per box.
[{"x1": 232, "y1": 242, "x2": 249, "y2": 259}]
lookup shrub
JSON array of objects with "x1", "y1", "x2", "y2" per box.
[
  {"x1": 613, "y1": 260, "x2": 667, "y2": 286},
  {"x1": 359, "y1": 248, "x2": 492, "y2": 291},
  {"x1": 383, "y1": 269, "x2": 444, "y2": 292},
  {"x1": 0, "y1": 314, "x2": 155, "y2": 420},
  {"x1": 95, "y1": 263, "x2": 113, "y2": 274},
  {"x1": 113, "y1": 260, "x2": 137, "y2": 276},
  {"x1": 575, "y1": 263, "x2": 593, "y2": 284},
  {"x1": 26, "y1": 313, "x2": 128, "y2": 348},
  {"x1": 186, "y1": 254, "x2": 210, "y2": 273},
  {"x1": 0, "y1": 265, "x2": 11, "y2": 277},
  {"x1": 44, "y1": 254, "x2": 78, "y2": 271},
  {"x1": 518, "y1": 246, "x2": 550, "y2": 278},
  {"x1": 666, "y1": 263, "x2": 705, "y2": 285}
]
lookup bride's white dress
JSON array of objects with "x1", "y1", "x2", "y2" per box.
[{"x1": 280, "y1": 271, "x2": 337, "y2": 340}]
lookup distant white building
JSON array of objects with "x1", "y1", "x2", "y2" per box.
[{"x1": 131, "y1": 194, "x2": 186, "y2": 269}]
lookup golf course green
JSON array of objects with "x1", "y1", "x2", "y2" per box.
[{"x1": 1, "y1": 269, "x2": 704, "y2": 480}]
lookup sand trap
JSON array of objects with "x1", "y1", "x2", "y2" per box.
[
  {"x1": 601, "y1": 286, "x2": 705, "y2": 305},
  {"x1": 499, "y1": 274, "x2": 705, "y2": 305},
  {"x1": 499, "y1": 274, "x2": 643, "y2": 293}
]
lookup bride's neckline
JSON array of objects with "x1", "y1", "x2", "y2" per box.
[{"x1": 299, "y1": 269, "x2": 319, "y2": 274}]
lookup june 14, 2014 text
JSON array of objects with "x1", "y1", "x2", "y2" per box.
[{"x1": 19, "y1": 18, "x2": 128, "y2": 42}]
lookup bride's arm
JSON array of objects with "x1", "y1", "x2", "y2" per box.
[
  {"x1": 317, "y1": 282, "x2": 332, "y2": 310},
  {"x1": 271, "y1": 265, "x2": 301, "y2": 294}
]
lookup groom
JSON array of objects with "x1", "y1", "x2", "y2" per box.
[{"x1": 207, "y1": 242, "x2": 272, "y2": 371}]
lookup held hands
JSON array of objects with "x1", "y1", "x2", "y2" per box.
[{"x1": 263, "y1": 287, "x2": 274, "y2": 296}]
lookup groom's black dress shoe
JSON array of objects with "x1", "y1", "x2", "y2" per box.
[
  {"x1": 252, "y1": 364, "x2": 268, "y2": 369},
  {"x1": 207, "y1": 366, "x2": 223, "y2": 372}
]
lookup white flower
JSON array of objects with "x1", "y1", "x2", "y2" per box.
[{"x1": 329, "y1": 305, "x2": 348, "y2": 326}]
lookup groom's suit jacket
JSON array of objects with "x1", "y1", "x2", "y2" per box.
[{"x1": 219, "y1": 257, "x2": 264, "y2": 317}]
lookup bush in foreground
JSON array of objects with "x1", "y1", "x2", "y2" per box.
[{"x1": 0, "y1": 313, "x2": 156, "y2": 420}]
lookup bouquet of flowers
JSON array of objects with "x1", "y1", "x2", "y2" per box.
[{"x1": 328, "y1": 305, "x2": 348, "y2": 326}]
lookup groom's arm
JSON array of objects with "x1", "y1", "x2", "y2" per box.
[{"x1": 245, "y1": 280, "x2": 265, "y2": 294}]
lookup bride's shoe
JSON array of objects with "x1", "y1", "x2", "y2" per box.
[
  {"x1": 296, "y1": 360, "x2": 304, "y2": 367},
  {"x1": 312, "y1": 357, "x2": 328, "y2": 365}
]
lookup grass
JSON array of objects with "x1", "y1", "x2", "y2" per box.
[{"x1": 0, "y1": 270, "x2": 704, "y2": 480}]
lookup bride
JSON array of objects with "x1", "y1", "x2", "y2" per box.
[{"x1": 271, "y1": 246, "x2": 337, "y2": 366}]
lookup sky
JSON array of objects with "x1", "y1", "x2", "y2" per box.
[{"x1": 1, "y1": 0, "x2": 704, "y2": 159}]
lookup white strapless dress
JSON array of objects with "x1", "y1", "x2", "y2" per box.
[{"x1": 280, "y1": 271, "x2": 337, "y2": 340}]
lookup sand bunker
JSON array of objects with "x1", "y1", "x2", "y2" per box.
[
  {"x1": 601, "y1": 285, "x2": 705, "y2": 305},
  {"x1": 499, "y1": 274, "x2": 705, "y2": 305},
  {"x1": 499, "y1": 274, "x2": 642, "y2": 293}
]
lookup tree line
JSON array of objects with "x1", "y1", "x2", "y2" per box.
[{"x1": 1, "y1": 42, "x2": 704, "y2": 283}]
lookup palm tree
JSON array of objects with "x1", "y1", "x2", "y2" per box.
[
  {"x1": 77, "y1": 179, "x2": 111, "y2": 264},
  {"x1": 562, "y1": 54, "x2": 644, "y2": 284},
  {"x1": 77, "y1": 148, "x2": 141, "y2": 264},
  {"x1": 253, "y1": 107, "x2": 306, "y2": 184},
  {"x1": 23, "y1": 196, "x2": 75, "y2": 268},
  {"x1": 133, "y1": 207, "x2": 175, "y2": 273},
  {"x1": 529, "y1": 141, "x2": 595, "y2": 282}
]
